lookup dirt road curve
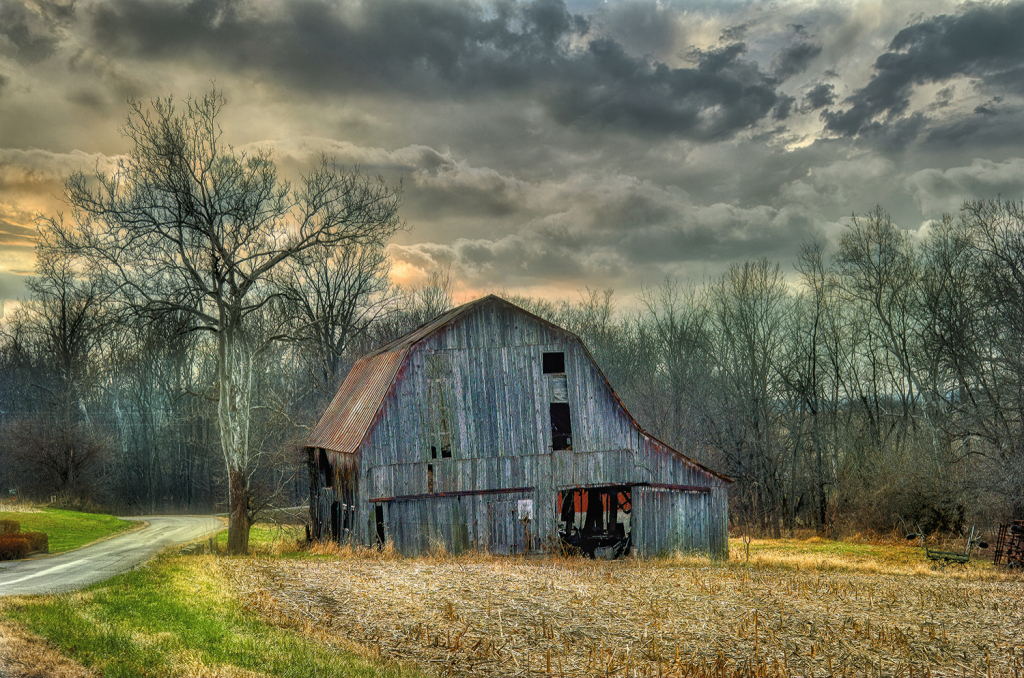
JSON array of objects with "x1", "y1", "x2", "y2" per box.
[{"x1": 0, "y1": 516, "x2": 222, "y2": 597}]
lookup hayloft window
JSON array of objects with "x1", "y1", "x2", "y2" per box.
[
  {"x1": 427, "y1": 353, "x2": 455, "y2": 460},
  {"x1": 550, "y1": 402, "x2": 572, "y2": 450},
  {"x1": 318, "y1": 450, "x2": 334, "y2": 488},
  {"x1": 375, "y1": 505, "x2": 386, "y2": 547},
  {"x1": 543, "y1": 352, "x2": 565, "y2": 374}
]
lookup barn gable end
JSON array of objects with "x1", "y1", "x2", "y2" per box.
[{"x1": 307, "y1": 295, "x2": 730, "y2": 558}]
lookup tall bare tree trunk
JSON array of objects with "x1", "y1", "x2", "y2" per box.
[{"x1": 219, "y1": 319, "x2": 254, "y2": 554}]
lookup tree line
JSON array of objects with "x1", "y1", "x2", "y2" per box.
[
  {"x1": 521, "y1": 200, "x2": 1023, "y2": 538},
  {"x1": 0, "y1": 92, "x2": 1020, "y2": 546}
]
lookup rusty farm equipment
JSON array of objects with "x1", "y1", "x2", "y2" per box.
[
  {"x1": 992, "y1": 520, "x2": 1024, "y2": 568},
  {"x1": 906, "y1": 525, "x2": 988, "y2": 568}
]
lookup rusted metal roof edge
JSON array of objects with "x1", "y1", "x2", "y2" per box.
[
  {"x1": 306, "y1": 348, "x2": 409, "y2": 454},
  {"x1": 369, "y1": 486, "x2": 537, "y2": 503},
  {"x1": 364, "y1": 295, "x2": 584, "y2": 359},
  {"x1": 554, "y1": 482, "x2": 713, "y2": 493},
  {"x1": 569, "y1": 335, "x2": 733, "y2": 484},
  {"x1": 639, "y1": 430, "x2": 734, "y2": 484}
]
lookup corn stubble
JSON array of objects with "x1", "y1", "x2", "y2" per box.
[{"x1": 225, "y1": 544, "x2": 1023, "y2": 678}]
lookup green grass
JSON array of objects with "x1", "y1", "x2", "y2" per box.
[
  {"x1": 1, "y1": 554, "x2": 423, "y2": 678},
  {"x1": 725, "y1": 533, "x2": 995, "y2": 575},
  {"x1": 0, "y1": 508, "x2": 136, "y2": 553},
  {"x1": 214, "y1": 522, "x2": 306, "y2": 550}
]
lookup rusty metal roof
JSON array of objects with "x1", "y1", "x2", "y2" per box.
[{"x1": 306, "y1": 348, "x2": 408, "y2": 454}]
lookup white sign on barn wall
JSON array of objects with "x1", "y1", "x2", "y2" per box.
[{"x1": 518, "y1": 499, "x2": 533, "y2": 521}]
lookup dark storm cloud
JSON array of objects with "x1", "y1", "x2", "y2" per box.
[
  {"x1": 719, "y1": 23, "x2": 750, "y2": 43},
  {"x1": 595, "y1": 1, "x2": 678, "y2": 60},
  {"x1": 822, "y1": 1, "x2": 1024, "y2": 138},
  {"x1": 772, "y1": 41, "x2": 822, "y2": 81},
  {"x1": 1, "y1": 0, "x2": 76, "y2": 64},
  {"x1": 861, "y1": 111, "x2": 931, "y2": 153},
  {"x1": 925, "y1": 106, "x2": 1024, "y2": 148},
  {"x1": 84, "y1": 0, "x2": 786, "y2": 140},
  {"x1": 547, "y1": 40, "x2": 782, "y2": 139},
  {"x1": 772, "y1": 95, "x2": 795, "y2": 121},
  {"x1": 87, "y1": 0, "x2": 582, "y2": 95},
  {"x1": 804, "y1": 83, "x2": 835, "y2": 110}
]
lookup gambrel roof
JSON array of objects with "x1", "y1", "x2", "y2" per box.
[{"x1": 306, "y1": 295, "x2": 730, "y2": 482}]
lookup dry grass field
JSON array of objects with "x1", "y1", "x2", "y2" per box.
[{"x1": 223, "y1": 536, "x2": 1024, "y2": 678}]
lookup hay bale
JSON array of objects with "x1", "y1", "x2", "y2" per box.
[
  {"x1": 23, "y1": 531, "x2": 48, "y2": 554},
  {"x1": 0, "y1": 534, "x2": 30, "y2": 560}
]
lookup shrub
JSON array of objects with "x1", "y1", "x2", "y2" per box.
[
  {"x1": 23, "y1": 531, "x2": 49, "y2": 554},
  {"x1": 0, "y1": 534, "x2": 30, "y2": 560},
  {"x1": 1, "y1": 519, "x2": 20, "y2": 534}
]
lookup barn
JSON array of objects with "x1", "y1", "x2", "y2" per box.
[{"x1": 306, "y1": 295, "x2": 731, "y2": 558}]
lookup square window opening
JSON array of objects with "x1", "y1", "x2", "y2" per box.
[{"x1": 543, "y1": 352, "x2": 565, "y2": 374}]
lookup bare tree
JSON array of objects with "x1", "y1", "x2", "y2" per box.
[
  {"x1": 363, "y1": 268, "x2": 455, "y2": 349},
  {"x1": 637, "y1": 279, "x2": 715, "y2": 453},
  {"x1": 24, "y1": 231, "x2": 107, "y2": 423},
  {"x1": 278, "y1": 239, "x2": 395, "y2": 395},
  {"x1": 921, "y1": 200, "x2": 1024, "y2": 519},
  {"x1": 42, "y1": 90, "x2": 403, "y2": 553},
  {"x1": 783, "y1": 238, "x2": 848, "y2": 532},
  {"x1": 707, "y1": 258, "x2": 790, "y2": 536}
]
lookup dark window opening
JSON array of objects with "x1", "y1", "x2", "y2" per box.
[
  {"x1": 558, "y1": 487, "x2": 631, "y2": 558},
  {"x1": 550, "y1": 402, "x2": 572, "y2": 450},
  {"x1": 440, "y1": 445, "x2": 452, "y2": 458},
  {"x1": 331, "y1": 500, "x2": 341, "y2": 540},
  {"x1": 427, "y1": 464, "x2": 434, "y2": 493},
  {"x1": 318, "y1": 450, "x2": 334, "y2": 488},
  {"x1": 543, "y1": 352, "x2": 565, "y2": 374},
  {"x1": 431, "y1": 445, "x2": 437, "y2": 459},
  {"x1": 375, "y1": 505, "x2": 386, "y2": 547}
]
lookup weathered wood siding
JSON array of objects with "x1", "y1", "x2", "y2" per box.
[
  {"x1": 631, "y1": 485, "x2": 729, "y2": 558},
  {"x1": 312, "y1": 297, "x2": 730, "y2": 557},
  {"x1": 375, "y1": 488, "x2": 537, "y2": 556}
]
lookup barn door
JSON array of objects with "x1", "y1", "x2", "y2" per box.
[{"x1": 487, "y1": 499, "x2": 531, "y2": 555}]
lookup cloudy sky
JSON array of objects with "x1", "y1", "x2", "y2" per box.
[{"x1": 1, "y1": 0, "x2": 1022, "y2": 313}]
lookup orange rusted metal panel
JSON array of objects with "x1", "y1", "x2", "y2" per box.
[{"x1": 307, "y1": 348, "x2": 409, "y2": 454}]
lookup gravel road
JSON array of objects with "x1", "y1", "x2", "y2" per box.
[{"x1": 0, "y1": 515, "x2": 222, "y2": 597}]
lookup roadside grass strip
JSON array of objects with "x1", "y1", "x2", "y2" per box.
[
  {"x1": 0, "y1": 508, "x2": 135, "y2": 554},
  {"x1": 1, "y1": 554, "x2": 424, "y2": 678}
]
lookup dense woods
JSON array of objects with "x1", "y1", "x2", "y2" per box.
[
  {"x1": 0, "y1": 95, "x2": 1019, "y2": 538},
  {"x1": 3, "y1": 198, "x2": 1020, "y2": 537}
]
